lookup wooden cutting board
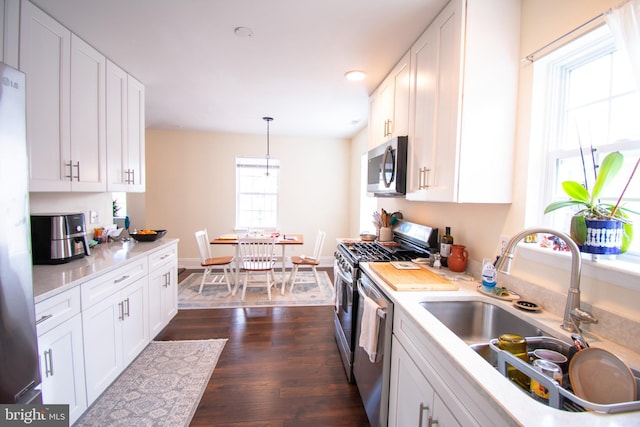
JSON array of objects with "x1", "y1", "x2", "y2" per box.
[{"x1": 369, "y1": 262, "x2": 459, "y2": 291}]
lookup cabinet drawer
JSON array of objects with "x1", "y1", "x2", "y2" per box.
[
  {"x1": 81, "y1": 258, "x2": 147, "y2": 309},
  {"x1": 35, "y1": 286, "x2": 81, "y2": 336},
  {"x1": 148, "y1": 244, "x2": 177, "y2": 270}
]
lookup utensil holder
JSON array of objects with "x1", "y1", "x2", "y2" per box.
[{"x1": 379, "y1": 227, "x2": 393, "y2": 242}]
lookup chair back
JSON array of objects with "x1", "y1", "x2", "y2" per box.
[
  {"x1": 194, "y1": 229, "x2": 212, "y2": 263},
  {"x1": 312, "y1": 230, "x2": 326, "y2": 259},
  {"x1": 238, "y1": 236, "x2": 276, "y2": 270}
]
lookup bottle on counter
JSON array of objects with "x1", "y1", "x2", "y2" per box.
[{"x1": 440, "y1": 227, "x2": 453, "y2": 267}]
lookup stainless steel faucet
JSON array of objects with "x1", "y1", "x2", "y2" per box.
[{"x1": 494, "y1": 227, "x2": 597, "y2": 332}]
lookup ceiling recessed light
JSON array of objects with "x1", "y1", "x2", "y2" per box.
[
  {"x1": 345, "y1": 70, "x2": 366, "y2": 81},
  {"x1": 234, "y1": 27, "x2": 253, "y2": 38}
]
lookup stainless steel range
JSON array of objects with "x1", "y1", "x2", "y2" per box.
[{"x1": 333, "y1": 220, "x2": 438, "y2": 383}]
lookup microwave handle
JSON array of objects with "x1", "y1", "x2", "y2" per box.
[{"x1": 382, "y1": 145, "x2": 395, "y2": 188}]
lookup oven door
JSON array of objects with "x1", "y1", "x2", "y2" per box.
[{"x1": 333, "y1": 258, "x2": 357, "y2": 383}]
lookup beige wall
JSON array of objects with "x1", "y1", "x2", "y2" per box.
[{"x1": 142, "y1": 129, "x2": 352, "y2": 263}]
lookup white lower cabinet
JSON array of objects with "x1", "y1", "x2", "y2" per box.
[
  {"x1": 33, "y1": 242, "x2": 178, "y2": 419},
  {"x1": 389, "y1": 336, "x2": 460, "y2": 427},
  {"x1": 83, "y1": 276, "x2": 148, "y2": 405},
  {"x1": 148, "y1": 244, "x2": 178, "y2": 338},
  {"x1": 36, "y1": 290, "x2": 87, "y2": 427}
]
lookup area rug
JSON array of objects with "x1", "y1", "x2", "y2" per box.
[
  {"x1": 75, "y1": 339, "x2": 226, "y2": 427},
  {"x1": 178, "y1": 271, "x2": 334, "y2": 309}
]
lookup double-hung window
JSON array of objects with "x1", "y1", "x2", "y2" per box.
[
  {"x1": 533, "y1": 24, "x2": 640, "y2": 257},
  {"x1": 235, "y1": 157, "x2": 280, "y2": 230}
]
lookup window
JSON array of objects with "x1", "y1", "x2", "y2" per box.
[
  {"x1": 533, "y1": 25, "x2": 640, "y2": 257},
  {"x1": 235, "y1": 157, "x2": 280, "y2": 230}
]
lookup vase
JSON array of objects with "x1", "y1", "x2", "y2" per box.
[
  {"x1": 580, "y1": 218, "x2": 623, "y2": 255},
  {"x1": 448, "y1": 244, "x2": 469, "y2": 272}
]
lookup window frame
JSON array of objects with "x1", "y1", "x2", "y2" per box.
[{"x1": 235, "y1": 157, "x2": 280, "y2": 231}]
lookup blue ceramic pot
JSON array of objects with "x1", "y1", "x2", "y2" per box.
[{"x1": 581, "y1": 218, "x2": 623, "y2": 255}]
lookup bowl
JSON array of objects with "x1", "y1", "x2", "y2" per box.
[
  {"x1": 360, "y1": 233, "x2": 376, "y2": 241},
  {"x1": 129, "y1": 229, "x2": 167, "y2": 242}
]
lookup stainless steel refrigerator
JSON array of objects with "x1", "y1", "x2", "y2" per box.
[{"x1": 0, "y1": 61, "x2": 41, "y2": 404}]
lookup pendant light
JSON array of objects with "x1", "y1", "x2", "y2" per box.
[{"x1": 263, "y1": 116, "x2": 273, "y2": 176}]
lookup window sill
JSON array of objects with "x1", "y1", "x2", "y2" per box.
[{"x1": 516, "y1": 243, "x2": 639, "y2": 292}]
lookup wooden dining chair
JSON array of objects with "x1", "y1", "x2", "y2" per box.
[
  {"x1": 289, "y1": 230, "x2": 326, "y2": 292},
  {"x1": 237, "y1": 236, "x2": 277, "y2": 300},
  {"x1": 194, "y1": 229, "x2": 233, "y2": 294}
]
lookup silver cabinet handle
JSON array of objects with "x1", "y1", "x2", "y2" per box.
[
  {"x1": 73, "y1": 161, "x2": 80, "y2": 181},
  {"x1": 36, "y1": 314, "x2": 53, "y2": 325},
  {"x1": 65, "y1": 161, "x2": 73, "y2": 181},
  {"x1": 118, "y1": 301, "x2": 125, "y2": 321},
  {"x1": 419, "y1": 403, "x2": 429, "y2": 427},
  {"x1": 130, "y1": 169, "x2": 135, "y2": 184},
  {"x1": 114, "y1": 275, "x2": 130, "y2": 284},
  {"x1": 44, "y1": 349, "x2": 54, "y2": 377},
  {"x1": 419, "y1": 167, "x2": 431, "y2": 190},
  {"x1": 124, "y1": 298, "x2": 130, "y2": 318}
]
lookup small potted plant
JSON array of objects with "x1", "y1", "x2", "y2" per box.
[{"x1": 544, "y1": 151, "x2": 638, "y2": 255}]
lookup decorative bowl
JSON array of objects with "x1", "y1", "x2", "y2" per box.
[{"x1": 129, "y1": 229, "x2": 167, "y2": 242}]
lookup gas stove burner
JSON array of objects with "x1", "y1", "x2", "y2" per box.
[{"x1": 338, "y1": 240, "x2": 429, "y2": 264}]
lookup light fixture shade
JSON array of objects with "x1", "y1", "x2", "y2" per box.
[{"x1": 345, "y1": 70, "x2": 366, "y2": 81}]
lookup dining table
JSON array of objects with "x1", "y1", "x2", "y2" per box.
[{"x1": 210, "y1": 233, "x2": 304, "y2": 295}]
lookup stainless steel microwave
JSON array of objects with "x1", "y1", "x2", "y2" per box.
[{"x1": 367, "y1": 136, "x2": 408, "y2": 197}]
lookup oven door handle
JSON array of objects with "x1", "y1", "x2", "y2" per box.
[{"x1": 357, "y1": 281, "x2": 386, "y2": 319}]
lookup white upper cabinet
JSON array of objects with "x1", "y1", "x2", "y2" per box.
[
  {"x1": 20, "y1": 0, "x2": 71, "y2": 191},
  {"x1": 368, "y1": 51, "x2": 411, "y2": 149},
  {"x1": 406, "y1": 0, "x2": 520, "y2": 203},
  {"x1": 106, "y1": 61, "x2": 146, "y2": 192},
  {"x1": 21, "y1": 0, "x2": 142, "y2": 193},
  {"x1": 1, "y1": 0, "x2": 20, "y2": 68},
  {"x1": 70, "y1": 34, "x2": 107, "y2": 191}
]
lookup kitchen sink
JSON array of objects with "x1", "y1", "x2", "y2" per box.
[{"x1": 420, "y1": 300, "x2": 549, "y2": 345}]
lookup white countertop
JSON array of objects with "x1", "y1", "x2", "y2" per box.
[
  {"x1": 360, "y1": 263, "x2": 640, "y2": 426},
  {"x1": 32, "y1": 238, "x2": 179, "y2": 303}
]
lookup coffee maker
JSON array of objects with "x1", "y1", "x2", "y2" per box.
[{"x1": 31, "y1": 213, "x2": 91, "y2": 265}]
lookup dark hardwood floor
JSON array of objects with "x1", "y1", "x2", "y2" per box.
[{"x1": 155, "y1": 268, "x2": 370, "y2": 427}]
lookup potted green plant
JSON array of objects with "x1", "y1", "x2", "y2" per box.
[{"x1": 544, "y1": 151, "x2": 638, "y2": 254}]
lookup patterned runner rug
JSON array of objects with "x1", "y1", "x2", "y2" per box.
[
  {"x1": 75, "y1": 339, "x2": 226, "y2": 426},
  {"x1": 178, "y1": 271, "x2": 334, "y2": 309}
]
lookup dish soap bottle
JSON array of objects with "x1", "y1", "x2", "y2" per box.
[
  {"x1": 440, "y1": 227, "x2": 453, "y2": 267},
  {"x1": 481, "y1": 257, "x2": 497, "y2": 289}
]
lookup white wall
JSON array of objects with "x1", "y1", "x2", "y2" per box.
[{"x1": 142, "y1": 129, "x2": 352, "y2": 263}]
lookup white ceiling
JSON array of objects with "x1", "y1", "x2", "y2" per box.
[{"x1": 31, "y1": 0, "x2": 448, "y2": 138}]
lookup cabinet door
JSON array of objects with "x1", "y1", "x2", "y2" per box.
[
  {"x1": 148, "y1": 247, "x2": 178, "y2": 338},
  {"x1": 82, "y1": 291, "x2": 123, "y2": 405},
  {"x1": 374, "y1": 51, "x2": 410, "y2": 145},
  {"x1": 406, "y1": 1, "x2": 460, "y2": 202},
  {"x1": 389, "y1": 336, "x2": 461, "y2": 427},
  {"x1": 127, "y1": 75, "x2": 145, "y2": 192},
  {"x1": 20, "y1": 0, "x2": 71, "y2": 191},
  {"x1": 70, "y1": 34, "x2": 106, "y2": 191},
  {"x1": 106, "y1": 60, "x2": 129, "y2": 192},
  {"x1": 38, "y1": 314, "x2": 87, "y2": 425},
  {"x1": 121, "y1": 277, "x2": 149, "y2": 365},
  {"x1": 389, "y1": 336, "x2": 436, "y2": 426}
]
